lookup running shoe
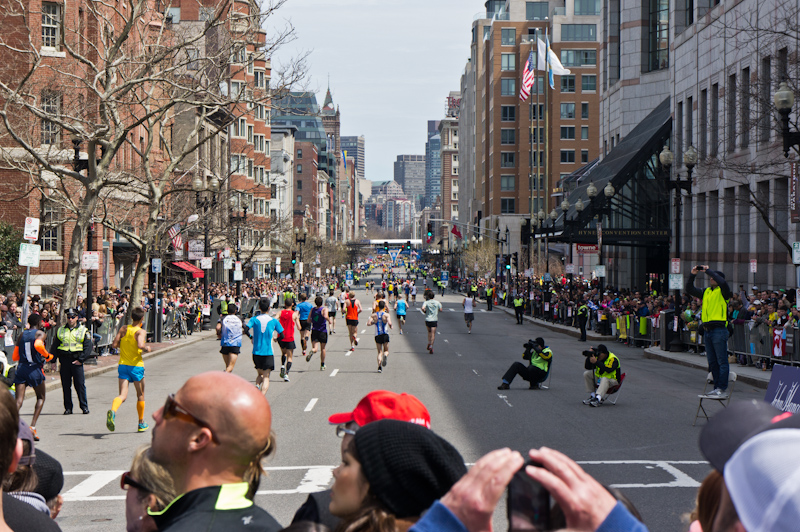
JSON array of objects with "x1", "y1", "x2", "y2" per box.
[
  {"x1": 378, "y1": 366, "x2": 382, "y2": 373},
  {"x1": 382, "y1": 354, "x2": 387, "y2": 367},
  {"x1": 31, "y1": 427, "x2": 39, "y2": 441},
  {"x1": 138, "y1": 422, "x2": 149, "y2": 432},
  {"x1": 279, "y1": 367, "x2": 285, "y2": 379},
  {"x1": 106, "y1": 410, "x2": 116, "y2": 432},
  {"x1": 350, "y1": 347, "x2": 355, "y2": 352},
  {"x1": 429, "y1": 346, "x2": 434, "y2": 354},
  {"x1": 306, "y1": 351, "x2": 313, "y2": 362},
  {"x1": 320, "y1": 364, "x2": 326, "y2": 371},
  {"x1": 284, "y1": 374, "x2": 290, "y2": 382},
  {"x1": 399, "y1": 330, "x2": 403, "y2": 335},
  {"x1": 582, "y1": 395, "x2": 595, "y2": 405},
  {"x1": 497, "y1": 383, "x2": 510, "y2": 390},
  {"x1": 354, "y1": 337, "x2": 359, "y2": 346},
  {"x1": 589, "y1": 398, "x2": 603, "y2": 408}
]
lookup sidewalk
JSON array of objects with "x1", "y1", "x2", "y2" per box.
[
  {"x1": 27, "y1": 330, "x2": 217, "y2": 398},
  {"x1": 643, "y1": 346, "x2": 771, "y2": 390},
  {"x1": 492, "y1": 302, "x2": 616, "y2": 342}
]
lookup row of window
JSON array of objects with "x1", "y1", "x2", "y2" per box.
[
  {"x1": 230, "y1": 155, "x2": 270, "y2": 184},
  {"x1": 497, "y1": 148, "x2": 589, "y2": 168},
  {"x1": 499, "y1": 102, "x2": 591, "y2": 122}
]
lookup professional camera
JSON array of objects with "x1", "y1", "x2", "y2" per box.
[
  {"x1": 582, "y1": 348, "x2": 599, "y2": 357},
  {"x1": 523, "y1": 339, "x2": 538, "y2": 351}
]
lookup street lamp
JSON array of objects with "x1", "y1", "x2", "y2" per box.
[
  {"x1": 193, "y1": 175, "x2": 219, "y2": 315},
  {"x1": 294, "y1": 226, "x2": 308, "y2": 279},
  {"x1": 228, "y1": 193, "x2": 248, "y2": 297},
  {"x1": 775, "y1": 81, "x2": 800, "y2": 157}
]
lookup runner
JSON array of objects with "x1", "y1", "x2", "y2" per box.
[
  {"x1": 339, "y1": 289, "x2": 348, "y2": 316},
  {"x1": 394, "y1": 296, "x2": 408, "y2": 335},
  {"x1": 325, "y1": 290, "x2": 339, "y2": 334},
  {"x1": 421, "y1": 289, "x2": 442, "y2": 354},
  {"x1": 216, "y1": 303, "x2": 242, "y2": 372},
  {"x1": 243, "y1": 298, "x2": 283, "y2": 395},
  {"x1": 367, "y1": 300, "x2": 393, "y2": 373},
  {"x1": 107, "y1": 307, "x2": 152, "y2": 433},
  {"x1": 278, "y1": 297, "x2": 300, "y2": 381},
  {"x1": 345, "y1": 291, "x2": 362, "y2": 352},
  {"x1": 12, "y1": 313, "x2": 53, "y2": 441},
  {"x1": 410, "y1": 282, "x2": 417, "y2": 307},
  {"x1": 387, "y1": 281, "x2": 395, "y2": 303},
  {"x1": 404, "y1": 280, "x2": 411, "y2": 302},
  {"x1": 307, "y1": 296, "x2": 331, "y2": 370},
  {"x1": 296, "y1": 293, "x2": 314, "y2": 358},
  {"x1": 463, "y1": 294, "x2": 475, "y2": 334}
]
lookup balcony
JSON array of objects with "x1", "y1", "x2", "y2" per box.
[
  {"x1": 473, "y1": 10, "x2": 509, "y2": 21},
  {"x1": 552, "y1": 7, "x2": 566, "y2": 16}
]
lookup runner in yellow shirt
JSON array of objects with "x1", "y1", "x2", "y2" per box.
[{"x1": 107, "y1": 307, "x2": 152, "y2": 433}]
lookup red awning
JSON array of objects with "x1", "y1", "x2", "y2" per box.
[{"x1": 172, "y1": 261, "x2": 204, "y2": 279}]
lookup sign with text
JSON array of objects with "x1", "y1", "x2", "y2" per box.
[
  {"x1": 223, "y1": 248, "x2": 231, "y2": 258},
  {"x1": 764, "y1": 364, "x2": 800, "y2": 413},
  {"x1": 575, "y1": 229, "x2": 669, "y2": 242},
  {"x1": 223, "y1": 258, "x2": 233, "y2": 270},
  {"x1": 233, "y1": 270, "x2": 243, "y2": 281},
  {"x1": 566, "y1": 264, "x2": 575, "y2": 274},
  {"x1": 275, "y1": 257, "x2": 281, "y2": 265},
  {"x1": 596, "y1": 222, "x2": 602, "y2": 249},
  {"x1": 671, "y1": 258, "x2": 681, "y2": 274},
  {"x1": 188, "y1": 240, "x2": 204, "y2": 260},
  {"x1": 791, "y1": 162, "x2": 799, "y2": 223},
  {"x1": 316, "y1": 267, "x2": 321, "y2": 278},
  {"x1": 23, "y1": 217, "x2": 40, "y2": 241},
  {"x1": 750, "y1": 259, "x2": 757, "y2": 273},
  {"x1": 793, "y1": 242, "x2": 800, "y2": 265},
  {"x1": 576, "y1": 244, "x2": 598, "y2": 255},
  {"x1": 388, "y1": 249, "x2": 400, "y2": 262},
  {"x1": 594, "y1": 265, "x2": 606, "y2": 278},
  {"x1": 235, "y1": 261, "x2": 242, "y2": 271},
  {"x1": 151, "y1": 258, "x2": 162, "y2": 273},
  {"x1": 82, "y1": 251, "x2": 100, "y2": 270},
  {"x1": 345, "y1": 270, "x2": 354, "y2": 286},
  {"x1": 669, "y1": 274, "x2": 684, "y2": 290},
  {"x1": 18, "y1": 243, "x2": 40, "y2": 267},
  {"x1": 200, "y1": 257, "x2": 212, "y2": 270}
]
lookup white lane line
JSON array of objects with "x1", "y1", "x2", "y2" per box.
[
  {"x1": 449, "y1": 308, "x2": 455, "y2": 312},
  {"x1": 472, "y1": 369, "x2": 479, "y2": 375},
  {"x1": 456, "y1": 352, "x2": 462, "y2": 357},
  {"x1": 444, "y1": 339, "x2": 449, "y2": 343},
  {"x1": 345, "y1": 350, "x2": 352, "y2": 356},
  {"x1": 480, "y1": 309, "x2": 487, "y2": 312},
  {"x1": 304, "y1": 398, "x2": 318, "y2": 412},
  {"x1": 497, "y1": 394, "x2": 513, "y2": 407},
  {"x1": 361, "y1": 329, "x2": 366, "y2": 334},
  {"x1": 330, "y1": 369, "x2": 339, "y2": 377},
  {"x1": 295, "y1": 466, "x2": 336, "y2": 493}
]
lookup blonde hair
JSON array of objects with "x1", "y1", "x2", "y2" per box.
[{"x1": 129, "y1": 446, "x2": 177, "y2": 511}]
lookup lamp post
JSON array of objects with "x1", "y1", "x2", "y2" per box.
[
  {"x1": 192, "y1": 175, "x2": 220, "y2": 317},
  {"x1": 71, "y1": 132, "x2": 94, "y2": 305},
  {"x1": 228, "y1": 193, "x2": 248, "y2": 297},
  {"x1": 775, "y1": 81, "x2": 800, "y2": 157},
  {"x1": 587, "y1": 181, "x2": 614, "y2": 293},
  {"x1": 294, "y1": 226, "x2": 308, "y2": 278}
]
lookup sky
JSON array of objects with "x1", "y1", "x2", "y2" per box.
[{"x1": 269, "y1": 0, "x2": 481, "y2": 181}]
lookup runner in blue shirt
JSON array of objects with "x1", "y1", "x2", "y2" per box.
[
  {"x1": 296, "y1": 293, "x2": 314, "y2": 358},
  {"x1": 244, "y1": 298, "x2": 284, "y2": 395},
  {"x1": 216, "y1": 304, "x2": 242, "y2": 373},
  {"x1": 367, "y1": 300, "x2": 393, "y2": 373},
  {"x1": 394, "y1": 298, "x2": 408, "y2": 335}
]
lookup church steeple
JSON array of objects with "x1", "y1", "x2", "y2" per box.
[{"x1": 323, "y1": 84, "x2": 334, "y2": 109}]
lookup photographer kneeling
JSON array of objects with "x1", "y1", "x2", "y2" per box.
[
  {"x1": 497, "y1": 337, "x2": 552, "y2": 390},
  {"x1": 582, "y1": 344, "x2": 620, "y2": 407}
]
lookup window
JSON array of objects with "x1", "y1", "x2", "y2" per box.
[
  {"x1": 760, "y1": 57, "x2": 771, "y2": 143},
  {"x1": 297, "y1": 180, "x2": 302, "y2": 190},
  {"x1": 560, "y1": 150, "x2": 576, "y2": 163},
  {"x1": 247, "y1": 53, "x2": 254, "y2": 74},
  {"x1": 501, "y1": 78, "x2": 516, "y2": 96},
  {"x1": 710, "y1": 83, "x2": 719, "y2": 156},
  {"x1": 562, "y1": 24, "x2": 596, "y2": 41},
  {"x1": 254, "y1": 134, "x2": 265, "y2": 152},
  {"x1": 532, "y1": 127, "x2": 545, "y2": 143},
  {"x1": 561, "y1": 126, "x2": 576, "y2": 139},
  {"x1": 247, "y1": 159, "x2": 253, "y2": 178},
  {"x1": 727, "y1": 74, "x2": 736, "y2": 152},
  {"x1": 581, "y1": 103, "x2": 589, "y2": 119},
  {"x1": 561, "y1": 75, "x2": 576, "y2": 92},
  {"x1": 501, "y1": 152, "x2": 515, "y2": 168},
  {"x1": 501, "y1": 54, "x2": 516, "y2": 71},
  {"x1": 648, "y1": 0, "x2": 669, "y2": 71},
  {"x1": 686, "y1": 96, "x2": 693, "y2": 152},
  {"x1": 255, "y1": 167, "x2": 265, "y2": 185},
  {"x1": 526, "y1": 2, "x2": 548, "y2": 20},
  {"x1": 741, "y1": 67, "x2": 749, "y2": 148},
  {"x1": 581, "y1": 149, "x2": 589, "y2": 163},
  {"x1": 186, "y1": 48, "x2": 199, "y2": 70},
  {"x1": 297, "y1": 148, "x2": 303, "y2": 158},
  {"x1": 254, "y1": 104, "x2": 264, "y2": 120},
  {"x1": 501, "y1": 198, "x2": 516, "y2": 214},
  {"x1": 575, "y1": 0, "x2": 601, "y2": 15},
  {"x1": 41, "y1": 91, "x2": 60, "y2": 145},
  {"x1": 41, "y1": 3, "x2": 61, "y2": 49},
  {"x1": 501, "y1": 175, "x2": 515, "y2": 191},
  {"x1": 199, "y1": 7, "x2": 215, "y2": 21},
  {"x1": 699, "y1": 89, "x2": 708, "y2": 158},
  {"x1": 581, "y1": 126, "x2": 589, "y2": 140},
  {"x1": 531, "y1": 104, "x2": 544, "y2": 120},
  {"x1": 501, "y1": 129, "x2": 516, "y2": 145},
  {"x1": 247, "y1": 125, "x2": 253, "y2": 144},
  {"x1": 297, "y1": 195, "x2": 303, "y2": 205},
  {"x1": 501, "y1": 105, "x2": 516, "y2": 121},
  {"x1": 41, "y1": 199, "x2": 60, "y2": 253},
  {"x1": 581, "y1": 75, "x2": 597, "y2": 91},
  {"x1": 560, "y1": 50, "x2": 597, "y2": 67},
  {"x1": 560, "y1": 103, "x2": 576, "y2": 119},
  {"x1": 231, "y1": 46, "x2": 245, "y2": 64},
  {"x1": 231, "y1": 81, "x2": 243, "y2": 99},
  {"x1": 231, "y1": 154, "x2": 244, "y2": 174},
  {"x1": 297, "y1": 164, "x2": 303, "y2": 174},
  {"x1": 501, "y1": 28, "x2": 516, "y2": 46}
]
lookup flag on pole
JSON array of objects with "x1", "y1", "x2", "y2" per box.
[
  {"x1": 451, "y1": 225, "x2": 463, "y2": 240},
  {"x1": 519, "y1": 51, "x2": 536, "y2": 101},
  {"x1": 168, "y1": 223, "x2": 182, "y2": 252},
  {"x1": 538, "y1": 30, "x2": 570, "y2": 89},
  {"x1": 342, "y1": 149, "x2": 347, "y2": 171}
]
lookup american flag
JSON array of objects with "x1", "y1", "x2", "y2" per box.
[
  {"x1": 168, "y1": 223, "x2": 182, "y2": 252},
  {"x1": 519, "y1": 51, "x2": 536, "y2": 101}
]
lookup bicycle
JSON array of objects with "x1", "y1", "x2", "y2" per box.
[{"x1": 164, "y1": 314, "x2": 188, "y2": 339}]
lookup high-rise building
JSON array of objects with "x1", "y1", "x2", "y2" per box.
[
  {"x1": 341, "y1": 135, "x2": 366, "y2": 181},
  {"x1": 439, "y1": 98, "x2": 460, "y2": 224},
  {"x1": 425, "y1": 128, "x2": 442, "y2": 209},
  {"x1": 394, "y1": 155, "x2": 426, "y2": 209}
]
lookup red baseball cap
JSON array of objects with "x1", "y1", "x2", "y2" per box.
[{"x1": 328, "y1": 390, "x2": 431, "y2": 429}]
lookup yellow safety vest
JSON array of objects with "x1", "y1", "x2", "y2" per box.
[
  {"x1": 220, "y1": 300, "x2": 228, "y2": 314},
  {"x1": 486, "y1": 288, "x2": 493, "y2": 296},
  {"x1": 701, "y1": 287, "x2": 728, "y2": 323},
  {"x1": 514, "y1": 298, "x2": 524, "y2": 308},
  {"x1": 530, "y1": 347, "x2": 552, "y2": 372},
  {"x1": 57, "y1": 325, "x2": 88, "y2": 352},
  {"x1": 595, "y1": 353, "x2": 619, "y2": 381}
]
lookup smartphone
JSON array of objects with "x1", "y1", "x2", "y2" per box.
[
  {"x1": 507, "y1": 460, "x2": 550, "y2": 531},
  {"x1": 695, "y1": 265, "x2": 705, "y2": 271}
]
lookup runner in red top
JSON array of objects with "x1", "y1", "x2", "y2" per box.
[
  {"x1": 345, "y1": 291, "x2": 362, "y2": 352},
  {"x1": 278, "y1": 297, "x2": 301, "y2": 381}
]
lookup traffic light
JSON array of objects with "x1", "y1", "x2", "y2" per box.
[
  {"x1": 406, "y1": 240, "x2": 412, "y2": 251},
  {"x1": 291, "y1": 251, "x2": 297, "y2": 265},
  {"x1": 512, "y1": 252, "x2": 518, "y2": 269},
  {"x1": 383, "y1": 241, "x2": 389, "y2": 252},
  {"x1": 505, "y1": 255, "x2": 511, "y2": 270},
  {"x1": 426, "y1": 223, "x2": 433, "y2": 238}
]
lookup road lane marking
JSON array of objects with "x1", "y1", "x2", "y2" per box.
[
  {"x1": 480, "y1": 309, "x2": 486, "y2": 312},
  {"x1": 449, "y1": 308, "x2": 454, "y2": 312},
  {"x1": 361, "y1": 329, "x2": 366, "y2": 334},
  {"x1": 330, "y1": 369, "x2": 339, "y2": 377},
  {"x1": 497, "y1": 394, "x2": 513, "y2": 407},
  {"x1": 444, "y1": 339, "x2": 449, "y2": 343},
  {"x1": 63, "y1": 471, "x2": 123, "y2": 501},
  {"x1": 472, "y1": 369, "x2": 479, "y2": 375},
  {"x1": 295, "y1": 466, "x2": 336, "y2": 493},
  {"x1": 304, "y1": 398, "x2": 318, "y2": 412},
  {"x1": 456, "y1": 352, "x2": 462, "y2": 357},
  {"x1": 345, "y1": 350, "x2": 352, "y2": 356}
]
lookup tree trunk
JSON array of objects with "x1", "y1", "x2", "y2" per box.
[
  {"x1": 126, "y1": 201, "x2": 161, "y2": 322},
  {"x1": 60, "y1": 191, "x2": 100, "y2": 323}
]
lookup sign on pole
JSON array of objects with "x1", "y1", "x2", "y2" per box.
[
  {"x1": 223, "y1": 248, "x2": 231, "y2": 258},
  {"x1": 151, "y1": 258, "x2": 162, "y2": 273},
  {"x1": 474, "y1": 262, "x2": 479, "y2": 272},
  {"x1": 565, "y1": 264, "x2": 575, "y2": 274},
  {"x1": 793, "y1": 242, "x2": 800, "y2": 265},
  {"x1": 82, "y1": 251, "x2": 100, "y2": 270},
  {"x1": 275, "y1": 257, "x2": 281, "y2": 266},
  {"x1": 299, "y1": 262, "x2": 304, "y2": 276},
  {"x1": 669, "y1": 274, "x2": 683, "y2": 290},
  {"x1": 577, "y1": 244, "x2": 599, "y2": 255},
  {"x1": 188, "y1": 240, "x2": 204, "y2": 260},
  {"x1": 23, "y1": 217, "x2": 40, "y2": 241},
  {"x1": 595, "y1": 265, "x2": 606, "y2": 278},
  {"x1": 18, "y1": 243, "x2": 40, "y2": 267},
  {"x1": 233, "y1": 270, "x2": 243, "y2": 281},
  {"x1": 316, "y1": 267, "x2": 321, "y2": 278},
  {"x1": 671, "y1": 258, "x2": 681, "y2": 274},
  {"x1": 345, "y1": 270, "x2": 354, "y2": 286},
  {"x1": 223, "y1": 258, "x2": 233, "y2": 270},
  {"x1": 791, "y1": 162, "x2": 800, "y2": 224},
  {"x1": 235, "y1": 261, "x2": 242, "y2": 271},
  {"x1": 200, "y1": 257, "x2": 212, "y2": 270},
  {"x1": 750, "y1": 259, "x2": 758, "y2": 273}
]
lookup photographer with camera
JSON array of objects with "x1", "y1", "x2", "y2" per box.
[
  {"x1": 497, "y1": 337, "x2": 552, "y2": 390},
  {"x1": 582, "y1": 344, "x2": 620, "y2": 407},
  {"x1": 685, "y1": 264, "x2": 732, "y2": 399}
]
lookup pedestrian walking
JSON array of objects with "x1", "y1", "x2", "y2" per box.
[
  {"x1": 107, "y1": 307, "x2": 152, "y2": 433},
  {"x1": 486, "y1": 283, "x2": 494, "y2": 311},
  {"x1": 422, "y1": 290, "x2": 442, "y2": 354},
  {"x1": 513, "y1": 294, "x2": 525, "y2": 324},
  {"x1": 53, "y1": 308, "x2": 92, "y2": 415},
  {"x1": 577, "y1": 298, "x2": 589, "y2": 341}
]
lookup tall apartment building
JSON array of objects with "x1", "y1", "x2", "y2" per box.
[
  {"x1": 293, "y1": 141, "x2": 320, "y2": 234},
  {"x1": 341, "y1": 135, "x2": 366, "y2": 181},
  {"x1": 424, "y1": 128, "x2": 442, "y2": 210},
  {"x1": 439, "y1": 107, "x2": 460, "y2": 225},
  {"x1": 394, "y1": 155, "x2": 426, "y2": 208}
]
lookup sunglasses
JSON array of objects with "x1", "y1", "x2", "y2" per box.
[
  {"x1": 335, "y1": 424, "x2": 357, "y2": 438},
  {"x1": 120, "y1": 471, "x2": 150, "y2": 493},
  {"x1": 162, "y1": 394, "x2": 220, "y2": 443}
]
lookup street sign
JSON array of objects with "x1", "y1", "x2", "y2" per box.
[
  {"x1": 316, "y1": 267, "x2": 321, "y2": 278},
  {"x1": 388, "y1": 249, "x2": 399, "y2": 262},
  {"x1": 793, "y1": 242, "x2": 800, "y2": 265},
  {"x1": 276, "y1": 265, "x2": 281, "y2": 273},
  {"x1": 233, "y1": 270, "x2": 243, "y2": 281},
  {"x1": 223, "y1": 258, "x2": 233, "y2": 270},
  {"x1": 669, "y1": 274, "x2": 683, "y2": 290},
  {"x1": 82, "y1": 251, "x2": 100, "y2": 270},
  {"x1": 543, "y1": 272, "x2": 552, "y2": 282},
  {"x1": 223, "y1": 248, "x2": 231, "y2": 258},
  {"x1": 316, "y1": 252, "x2": 320, "y2": 265},
  {"x1": 151, "y1": 258, "x2": 162, "y2": 273},
  {"x1": 596, "y1": 222, "x2": 603, "y2": 250},
  {"x1": 474, "y1": 262, "x2": 479, "y2": 272},
  {"x1": 18, "y1": 243, "x2": 40, "y2": 267},
  {"x1": 566, "y1": 264, "x2": 575, "y2": 274},
  {"x1": 345, "y1": 270, "x2": 354, "y2": 286},
  {"x1": 23, "y1": 217, "x2": 40, "y2": 241},
  {"x1": 188, "y1": 240, "x2": 204, "y2": 260},
  {"x1": 595, "y1": 265, "x2": 606, "y2": 278},
  {"x1": 275, "y1": 257, "x2": 281, "y2": 265},
  {"x1": 671, "y1": 258, "x2": 681, "y2": 274},
  {"x1": 235, "y1": 261, "x2": 242, "y2": 271},
  {"x1": 299, "y1": 262, "x2": 304, "y2": 275},
  {"x1": 200, "y1": 257, "x2": 212, "y2": 269},
  {"x1": 750, "y1": 259, "x2": 758, "y2": 273}
]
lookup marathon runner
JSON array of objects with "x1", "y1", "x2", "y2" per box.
[
  {"x1": 107, "y1": 307, "x2": 152, "y2": 433},
  {"x1": 410, "y1": 282, "x2": 417, "y2": 307},
  {"x1": 345, "y1": 292, "x2": 362, "y2": 352},
  {"x1": 296, "y1": 293, "x2": 314, "y2": 358},
  {"x1": 325, "y1": 291, "x2": 339, "y2": 334},
  {"x1": 307, "y1": 296, "x2": 331, "y2": 370},
  {"x1": 463, "y1": 294, "x2": 475, "y2": 334},
  {"x1": 216, "y1": 304, "x2": 242, "y2": 373},
  {"x1": 278, "y1": 297, "x2": 300, "y2": 381},
  {"x1": 367, "y1": 300, "x2": 392, "y2": 373},
  {"x1": 394, "y1": 296, "x2": 408, "y2": 335},
  {"x1": 243, "y1": 298, "x2": 283, "y2": 395},
  {"x1": 422, "y1": 290, "x2": 442, "y2": 354},
  {"x1": 12, "y1": 313, "x2": 53, "y2": 441}
]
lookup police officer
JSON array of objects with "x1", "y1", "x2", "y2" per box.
[
  {"x1": 53, "y1": 307, "x2": 93, "y2": 414},
  {"x1": 497, "y1": 337, "x2": 552, "y2": 390},
  {"x1": 577, "y1": 298, "x2": 589, "y2": 341},
  {"x1": 486, "y1": 283, "x2": 494, "y2": 311},
  {"x1": 582, "y1": 344, "x2": 621, "y2": 407},
  {"x1": 513, "y1": 293, "x2": 525, "y2": 324}
]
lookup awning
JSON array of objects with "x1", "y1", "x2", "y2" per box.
[{"x1": 172, "y1": 261, "x2": 204, "y2": 278}]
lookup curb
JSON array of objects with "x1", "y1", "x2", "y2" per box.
[
  {"x1": 496, "y1": 305, "x2": 616, "y2": 342},
  {"x1": 25, "y1": 331, "x2": 217, "y2": 398},
  {"x1": 643, "y1": 347, "x2": 769, "y2": 390}
]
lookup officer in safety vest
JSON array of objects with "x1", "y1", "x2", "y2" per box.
[
  {"x1": 577, "y1": 298, "x2": 589, "y2": 342},
  {"x1": 513, "y1": 294, "x2": 525, "y2": 324},
  {"x1": 53, "y1": 307, "x2": 93, "y2": 414},
  {"x1": 486, "y1": 283, "x2": 494, "y2": 311},
  {"x1": 498, "y1": 337, "x2": 552, "y2": 390},
  {"x1": 686, "y1": 265, "x2": 732, "y2": 399},
  {"x1": 582, "y1": 344, "x2": 621, "y2": 407}
]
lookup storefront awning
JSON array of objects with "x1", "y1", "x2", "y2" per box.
[{"x1": 172, "y1": 261, "x2": 204, "y2": 278}]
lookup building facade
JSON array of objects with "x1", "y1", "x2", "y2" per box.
[{"x1": 394, "y1": 155, "x2": 426, "y2": 209}]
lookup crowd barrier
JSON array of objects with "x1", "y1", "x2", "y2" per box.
[
  {"x1": 727, "y1": 321, "x2": 800, "y2": 368},
  {"x1": 614, "y1": 314, "x2": 660, "y2": 347}
]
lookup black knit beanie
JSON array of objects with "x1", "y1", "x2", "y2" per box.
[
  {"x1": 32, "y1": 449, "x2": 64, "y2": 502},
  {"x1": 353, "y1": 419, "x2": 467, "y2": 519}
]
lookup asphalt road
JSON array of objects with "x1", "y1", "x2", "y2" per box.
[{"x1": 18, "y1": 272, "x2": 766, "y2": 532}]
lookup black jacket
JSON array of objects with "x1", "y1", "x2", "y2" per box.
[
  {"x1": 149, "y1": 483, "x2": 282, "y2": 532},
  {"x1": 291, "y1": 490, "x2": 341, "y2": 529}
]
